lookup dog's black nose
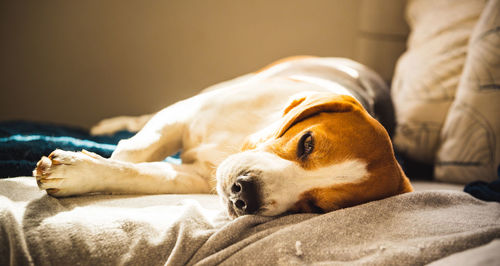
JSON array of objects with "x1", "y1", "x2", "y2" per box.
[{"x1": 229, "y1": 177, "x2": 260, "y2": 215}]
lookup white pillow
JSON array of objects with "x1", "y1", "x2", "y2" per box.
[
  {"x1": 391, "y1": 0, "x2": 485, "y2": 164},
  {"x1": 435, "y1": 0, "x2": 500, "y2": 183}
]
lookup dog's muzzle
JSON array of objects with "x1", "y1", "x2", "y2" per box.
[
  {"x1": 217, "y1": 150, "x2": 299, "y2": 218},
  {"x1": 216, "y1": 152, "x2": 271, "y2": 218}
]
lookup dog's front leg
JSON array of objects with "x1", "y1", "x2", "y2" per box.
[
  {"x1": 110, "y1": 97, "x2": 201, "y2": 163},
  {"x1": 33, "y1": 149, "x2": 210, "y2": 196}
]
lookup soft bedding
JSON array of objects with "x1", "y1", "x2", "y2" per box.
[
  {"x1": 1, "y1": 120, "x2": 500, "y2": 265},
  {"x1": 391, "y1": 0, "x2": 500, "y2": 184},
  {"x1": 0, "y1": 121, "x2": 134, "y2": 177},
  {"x1": 2, "y1": 3, "x2": 499, "y2": 266},
  {"x1": 1, "y1": 177, "x2": 499, "y2": 265},
  {"x1": 0, "y1": 121, "x2": 182, "y2": 178}
]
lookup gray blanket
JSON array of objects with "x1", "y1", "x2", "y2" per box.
[{"x1": 1, "y1": 177, "x2": 499, "y2": 265}]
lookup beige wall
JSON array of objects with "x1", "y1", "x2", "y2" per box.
[{"x1": 0, "y1": 0, "x2": 407, "y2": 128}]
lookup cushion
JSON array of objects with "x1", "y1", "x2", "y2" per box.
[
  {"x1": 391, "y1": 0, "x2": 485, "y2": 164},
  {"x1": 435, "y1": 0, "x2": 500, "y2": 183}
]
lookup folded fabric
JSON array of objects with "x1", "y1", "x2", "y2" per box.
[
  {"x1": 0, "y1": 121, "x2": 135, "y2": 177},
  {"x1": 2, "y1": 177, "x2": 499, "y2": 265},
  {"x1": 464, "y1": 176, "x2": 500, "y2": 203}
]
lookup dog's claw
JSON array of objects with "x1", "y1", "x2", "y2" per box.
[{"x1": 34, "y1": 156, "x2": 52, "y2": 177}]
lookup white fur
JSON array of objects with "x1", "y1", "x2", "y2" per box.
[
  {"x1": 216, "y1": 151, "x2": 368, "y2": 216},
  {"x1": 36, "y1": 150, "x2": 209, "y2": 196},
  {"x1": 33, "y1": 57, "x2": 379, "y2": 216}
]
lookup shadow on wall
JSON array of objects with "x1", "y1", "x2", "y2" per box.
[{"x1": 0, "y1": 0, "x2": 407, "y2": 128}]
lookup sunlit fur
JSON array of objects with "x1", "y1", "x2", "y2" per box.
[
  {"x1": 217, "y1": 93, "x2": 412, "y2": 217},
  {"x1": 34, "y1": 56, "x2": 413, "y2": 218}
]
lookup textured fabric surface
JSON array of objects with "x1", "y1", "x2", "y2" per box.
[
  {"x1": 0, "y1": 121, "x2": 135, "y2": 177},
  {"x1": 1, "y1": 177, "x2": 499, "y2": 265},
  {"x1": 428, "y1": 239, "x2": 500, "y2": 266},
  {"x1": 0, "y1": 121, "x2": 182, "y2": 178},
  {"x1": 465, "y1": 177, "x2": 500, "y2": 202},
  {"x1": 391, "y1": 0, "x2": 486, "y2": 163},
  {"x1": 435, "y1": 0, "x2": 500, "y2": 183}
]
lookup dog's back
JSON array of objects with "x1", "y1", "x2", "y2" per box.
[{"x1": 177, "y1": 57, "x2": 395, "y2": 168}]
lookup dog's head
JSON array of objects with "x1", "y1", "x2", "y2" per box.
[{"x1": 216, "y1": 92, "x2": 412, "y2": 218}]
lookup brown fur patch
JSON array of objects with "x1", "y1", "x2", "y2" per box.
[{"x1": 246, "y1": 93, "x2": 413, "y2": 213}]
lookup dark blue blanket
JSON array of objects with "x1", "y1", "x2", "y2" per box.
[
  {"x1": 0, "y1": 121, "x2": 135, "y2": 177},
  {"x1": 464, "y1": 176, "x2": 500, "y2": 202}
]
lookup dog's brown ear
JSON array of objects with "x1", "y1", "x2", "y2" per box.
[{"x1": 276, "y1": 93, "x2": 363, "y2": 138}]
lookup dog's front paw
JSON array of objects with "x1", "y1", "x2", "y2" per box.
[{"x1": 33, "y1": 149, "x2": 105, "y2": 197}]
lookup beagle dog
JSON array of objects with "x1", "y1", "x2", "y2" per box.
[{"x1": 33, "y1": 56, "x2": 413, "y2": 218}]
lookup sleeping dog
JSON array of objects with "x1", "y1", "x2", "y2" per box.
[{"x1": 33, "y1": 56, "x2": 413, "y2": 218}]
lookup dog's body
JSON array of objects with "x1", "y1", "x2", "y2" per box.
[{"x1": 34, "y1": 56, "x2": 412, "y2": 218}]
